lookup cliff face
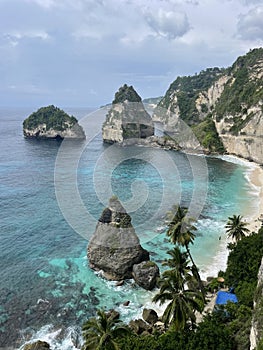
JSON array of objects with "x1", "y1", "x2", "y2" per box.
[
  {"x1": 250, "y1": 257, "x2": 263, "y2": 349},
  {"x1": 23, "y1": 123, "x2": 85, "y2": 139},
  {"x1": 215, "y1": 104, "x2": 263, "y2": 163},
  {"x1": 213, "y1": 49, "x2": 263, "y2": 164},
  {"x1": 23, "y1": 105, "x2": 85, "y2": 139},
  {"x1": 102, "y1": 85, "x2": 154, "y2": 143},
  {"x1": 155, "y1": 48, "x2": 263, "y2": 159}
]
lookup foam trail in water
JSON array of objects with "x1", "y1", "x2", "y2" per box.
[{"x1": 18, "y1": 325, "x2": 81, "y2": 350}]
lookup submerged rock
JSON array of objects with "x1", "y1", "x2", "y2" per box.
[
  {"x1": 88, "y1": 197, "x2": 149, "y2": 280},
  {"x1": 132, "y1": 260, "x2": 160, "y2": 290}
]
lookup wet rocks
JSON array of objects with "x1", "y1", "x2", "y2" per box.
[
  {"x1": 142, "y1": 308, "x2": 158, "y2": 325},
  {"x1": 132, "y1": 261, "x2": 160, "y2": 290},
  {"x1": 23, "y1": 340, "x2": 50, "y2": 350}
]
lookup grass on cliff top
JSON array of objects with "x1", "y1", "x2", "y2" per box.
[{"x1": 23, "y1": 105, "x2": 78, "y2": 131}]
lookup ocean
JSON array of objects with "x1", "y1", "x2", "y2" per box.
[{"x1": 0, "y1": 107, "x2": 257, "y2": 349}]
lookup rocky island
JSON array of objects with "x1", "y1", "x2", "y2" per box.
[
  {"x1": 87, "y1": 196, "x2": 159, "y2": 290},
  {"x1": 23, "y1": 105, "x2": 85, "y2": 139},
  {"x1": 102, "y1": 84, "x2": 154, "y2": 143}
]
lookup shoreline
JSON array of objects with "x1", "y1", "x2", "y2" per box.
[{"x1": 218, "y1": 154, "x2": 263, "y2": 233}]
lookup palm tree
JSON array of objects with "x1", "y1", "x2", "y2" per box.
[
  {"x1": 152, "y1": 270, "x2": 204, "y2": 330},
  {"x1": 82, "y1": 309, "x2": 130, "y2": 350},
  {"x1": 162, "y1": 247, "x2": 192, "y2": 290},
  {"x1": 166, "y1": 205, "x2": 205, "y2": 299},
  {"x1": 225, "y1": 214, "x2": 249, "y2": 243}
]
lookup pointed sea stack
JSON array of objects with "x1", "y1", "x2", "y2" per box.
[
  {"x1": 87, "y1": 196, "x2": 150, "y2": 281},
  {"x1": 102, "y1": 84, "x2": 154, "y2": 143}
]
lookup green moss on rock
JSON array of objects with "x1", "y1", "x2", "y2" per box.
[
  {"x1": 113, "y1": 84, "x2": 142, "y2": 104},
  {"x1": 23, "y1": 105, "x2": 78, "y2": 132}
]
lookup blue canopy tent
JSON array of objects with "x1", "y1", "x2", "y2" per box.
[{"x1": 215, "y1": 290, "x2": 238, "y2": 305}]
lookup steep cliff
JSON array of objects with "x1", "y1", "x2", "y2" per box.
[
  {"x1": 250, "y1": 257, "x2": 263, "y2": 349},
  {"x1": 155, "y1": 48, "x2": 263, "y2": 158},
  {"x1": 102, "y1": 84, "x2": 154, "y2": 143},
  {"x1": 23, "y1": 105, "x2": 85, "y2": 139},
  {"x1": 214, "y1": 48, "x2": 263, "y2": 164}
]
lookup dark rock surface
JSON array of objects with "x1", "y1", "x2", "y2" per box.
[
  {"x1": 142, "y1": 308, "x2": 159, "y2": 325},
  {"x1": 23, "y1": 340, "x2": 50, "y2": 350},
  {"x1": 88, "y1": 197, "x2": 150, "y2": 280},
  {"x1": 132, "y1": 261, "x2": 160, "y2": 290},
  {"x1": 129, "y1": 319, "x2": 152, "y2": 335}
]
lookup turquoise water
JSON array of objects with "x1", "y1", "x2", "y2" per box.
[{"x1": 0, "y1": 108, "x2": 256, "y2": 349}]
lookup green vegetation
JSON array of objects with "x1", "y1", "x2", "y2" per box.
[
  {"x1": 82, "y1": 309, "x2": 130, "y2": 350},
  {"x1": 225, "y1": 214, "x2": 249, "y2": 243},
  {"x1": 215, "y1": 48, "x2": 263, "y2": 130},
  {"x1": 192, "y1": 116, "x2": 225, "y2": 152},
  {"x1": 153, "y1": 269, "x2": 204, "y2": 329},
  {"x1": 113, "y1": 84, "x2": 142, "y2": 104},
  {"x1": 157, "y1": 48, "x2": 263, "y2": 145},
  {"x1": 159, "y1": 67, "x2": 223, "y2": 124},
  {"x1": 166, "y1": 206, "x2": 206, "y2": 299},
  {"x1": 23, "y1": 105, "x2": 78, "y2": 131},
  {"x1": 224, "y1": 227, "x2": 263, "y2": 307},
  {"x1": 82, "y1": 212, "x2": 263, "y2": 349}
]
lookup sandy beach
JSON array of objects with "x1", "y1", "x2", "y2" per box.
[{"x1": 245, "y1": 163, "x2": 263, "y2": 232}]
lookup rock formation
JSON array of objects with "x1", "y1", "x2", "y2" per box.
[
  {"x1": 102, "y1": 84, "x2": 154, "y2": 143},
  {"x1": 132, "y1": 261, "x2": 160, "y2": 290},
  {"x1": 142, "y1": 308, "x2": 159, "y2": 325},
  {"x1": 23, "y1": 105, "x2": 85, "y2": 139},
  {"x1": 250, "y1": 257, "x2": 263, "y2": 349},
  {"x1": 23, "y1": 341, "x2": 50, "y2": 350},
  {"x1": 153, "y1": 48, "x2": 263, "y2": 160},
  {"x1": 88, "y1": 196, "x2": 150, "y2": 281}
]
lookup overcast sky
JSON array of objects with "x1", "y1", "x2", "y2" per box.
[{"x1": 0, "y1": 0, "x2": 262, "y2": 108}]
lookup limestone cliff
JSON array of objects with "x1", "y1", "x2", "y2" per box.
[
  {"x1": 213, "y1": 49, "x2": 263, "y2": 164},
  {"x1": 87, "y1": 197, "x2": 150, "y2": 281},
  {"x1": 154, "y1": 48, "x2": 263, "y2": 159},
  {"x1": 23, "y1": 105, "x2": 85, "y2": 139},
  {"x1": 102, "y1": 84, "x2": 154, "y2": 143}
]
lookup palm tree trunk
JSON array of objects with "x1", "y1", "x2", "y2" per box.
[{"x1": 186, "y1": 245, "x2": 206, "y2": 300}]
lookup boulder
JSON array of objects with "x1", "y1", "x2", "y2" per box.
[
  {"x1": 129, "y1": 319, "x2": 152, "y2": 335},
  {"x1": 142, "y1": 308, "x2": 158, "y2": 325},
  {"x1": 132, "y1": 261, "x2": 160, "y2": 290},
  {"x1": 88, "y1": 197, "x2": 149, "y2": 280},
  {"x1": 107, "y1": 309, "x2": 120, "y2": 320},
  {"x1": 23, "y1": 340, "x2": 50, "y2": 350}
]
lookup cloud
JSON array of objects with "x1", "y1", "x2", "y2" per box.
[
  {"x1": 25, "y1": 0, "x2": 56, "y2": 8},
  {"x1": 238, "y1": 0, "x2": 263, "y2": 4},
  {"x1": 237, "y1": 6, "x2": 263, "y2": 40},
  {"x1": 144, "y1": 8, "x2": 190, "y2": 39}
]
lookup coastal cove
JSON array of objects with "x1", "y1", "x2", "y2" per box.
[{"x1": 0, "y1": 108, "x2": 262, "y2": 349}]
